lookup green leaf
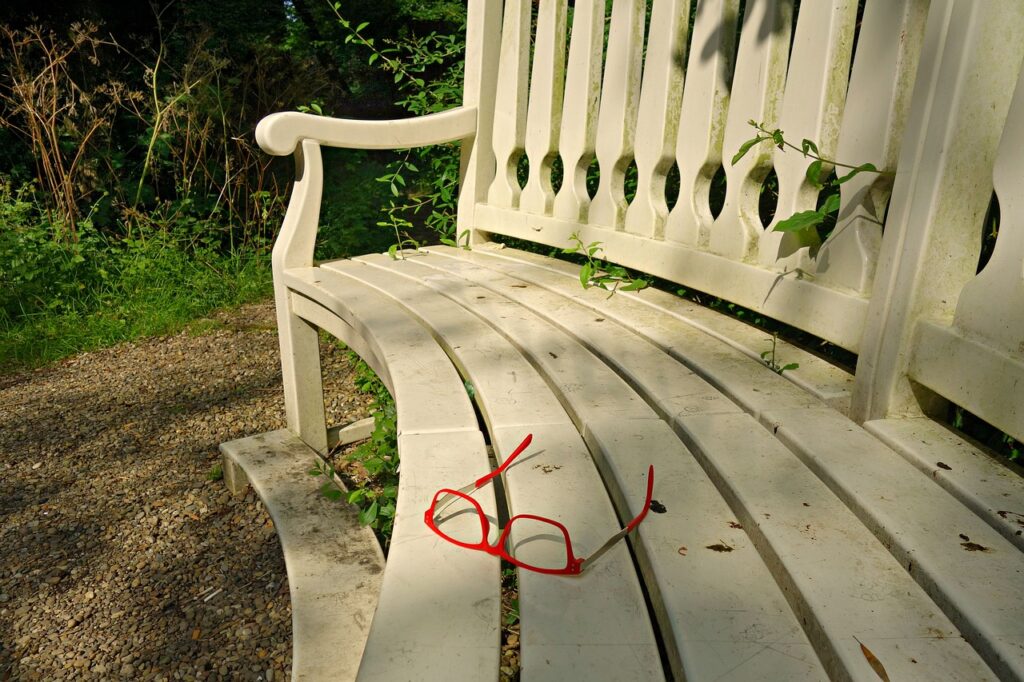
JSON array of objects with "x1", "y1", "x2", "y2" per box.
[
  {"x1": 387, "y1": 244, "x2": 399, "y2": 260},
  {"x1": 323, "y1": 488, "x2": 343, "y2": 502},
  {"x1": 308, "y1": 467, "x2": 321, "y2": 476},
  {"x1": 440, "y1": 237, "x2": 456, "y2": 247},
  {"x1": 356, "y1": 21, "x2": 369, "y2": 31},
  {"x1": 780, "y1": 363, "x2": 800, "y2": 373},
  {"x1": 348, "y1": 489, "x2": 366, "y2": 504},
  {"x1": 805, "y1": 159, "x2": 824, "y2": 188},
  {"x1": 368, "y1": 53, "x2": 379, "y2": 65},
  {"x1": 620, "y1": 278, "x2": 649, "y2": 292},
  {"x1": 771, "y1": 129, "x2": 785, "y2": 148},
  {"x1": 731, "y1": 136, "x2": 764, "y2": 165},
  {"x1": 580, "y1": 262, "x2": 593, "y2": 287},
  {"x1": 774, "y1": 210, "x2": 826, "y2": 233},
  {"x1": 801, "y1": 139, "x2": 819, "y2": 156},
  {"x1": 820, "y1": 193, "x2": 841, "y2": 215},
  {"x1": 836, "y1": 162, "x2": 879, "y2": 184},
  {"x1": 359, "y1": 501, "x2": 379, "y2": 526}
]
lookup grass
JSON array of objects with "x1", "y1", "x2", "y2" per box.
[{"x1": 0, "y1": 240, "x2": 272, "y2": 373}]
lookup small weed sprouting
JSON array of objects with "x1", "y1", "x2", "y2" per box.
[
  {"x1": 760, "y1": 333, "x2": 799, "y2": 376},
  {"x1": 309, "y1": 353, "x2": 400, "y2": 547},
  {"x1": 207, "y1": 463, "x2": 223, "y2": 482},
  {"x1": 562, "y1": 232, "x2": 649, "y2": 297},
  {"x1": 386, "y1": 233, "x2": 422, "y2": 261},
  {"x1": 501, "y1": 566, "x2": 520, "y2": 628}
]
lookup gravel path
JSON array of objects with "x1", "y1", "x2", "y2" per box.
[{"x1": 0, "y1": 302, "x2": 370, "y2": 681}]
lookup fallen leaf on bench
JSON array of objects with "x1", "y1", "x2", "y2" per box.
[
  {"x1": 961, "y1": 541, "x2": 991, "y2": 552},
  {"x1": 677, "y1": 546, "x2": 687, "y2": 556},
  {"x1": 936, "y1": 462, "x2": 952, "y2": 471},
  {"x1": 650, "y1": 500, "x2": 666, "y2": 513},
  {"x1": 728, "y1": 521, "x2": 742, "y2": 529},
  {"x1": 854, "y1": 637, "x2": 890, "y2": 682},
  {"x1": 706, "y1": 541, "x2": 734, "y2": 553}
]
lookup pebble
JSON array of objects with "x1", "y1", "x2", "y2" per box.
[{"x1": 0, "y1": 303, "x2": 368, "y2": 680}]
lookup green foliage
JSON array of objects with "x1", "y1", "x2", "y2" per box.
[
  {"x1": 0, "y1": 178, "x2": 272, "y2": 371},
  {"x1": 732, "y1": 120, "x2": 890, "y2": 240},
  {"x1": 343, "y1": 353, "x2": 400, "y2": 545},
  {"x1": 759, "y1": 333, "x2": 799, "y2": 375},
  {"x1": 317, "y1": 150, "x2": 397, "y2": 260},
  {"x1": 207, "y1": 463, "x2": 224, "y2": 482},
  {"x1": 501, "y1": 566, "x2": 520, "y2": 627},
  {"x1": 562, "y1": 232, "x2": 649, "y2": 296},
  {"x1": 333, "y1": 6, "x2": 467, "y2": 247}
]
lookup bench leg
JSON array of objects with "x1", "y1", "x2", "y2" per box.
[
  {"x1": 277, "y1": 294, "x2": 329, "y2": 454},
  {"x1": 222, "y1": 453, "x2": 249, "y2": 496}
]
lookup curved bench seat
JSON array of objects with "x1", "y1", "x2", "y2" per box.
[{"x1": 235, "y1": 1, "x2": 1024, "y2": 678}]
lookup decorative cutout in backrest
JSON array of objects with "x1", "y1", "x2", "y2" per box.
[{"x1": 476, "y1": 0, "x2": 933, "y2": 353}]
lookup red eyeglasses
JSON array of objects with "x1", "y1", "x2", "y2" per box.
[{"x1": 424, "y1": 433, "x2": 655, "y2": 575}]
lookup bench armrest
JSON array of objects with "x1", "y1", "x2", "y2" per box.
[{"x1": 255, "y1": 106, "x2": 478, "y2": 156}]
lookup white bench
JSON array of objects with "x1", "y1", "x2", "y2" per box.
[{"x1": 225, "y1": 0, "x2": 1024, "y2": 679}]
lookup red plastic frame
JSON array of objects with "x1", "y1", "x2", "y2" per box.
[{"x1": 424, "y1": 433, "x2": 655, "y2": 576}]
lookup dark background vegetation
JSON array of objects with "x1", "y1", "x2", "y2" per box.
[{"x1": 0, "y1": 0, "x2": 465, "y2": 369}]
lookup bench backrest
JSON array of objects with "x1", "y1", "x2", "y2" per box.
[{"x1": 457, "y1": 0, "x2": 1024, "y2": 444}]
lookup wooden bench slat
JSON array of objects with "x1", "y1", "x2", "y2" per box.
[
  {"x1": 219, "y1": 430, "x2": 385, "y2": 682},
  {"x1": 708, "y1": 0, "x2": 791, "y2": 262},
  {"x1": 280, "y1": 270, "x2": 502, "y2": 680},
  {"x1": 551, "y1": 0, "x2": 603, "y2": 222},
  {"x1": 487, "y1": 0, "x2": 530, "y2": 209},
  {"x1": 865, "y1": 416, "x2": 1024, "y2": 552},
  {"x1": 322, "y1": 257, "x2": 664, "y2": 681},
  {"x1": 424, "y1": 248, "x2": 819, "y2": 420},
  {"x1": 519, "y1": 0, "x2": 567, "y2": 215},
  {"x1": 285, "y1": 269, "x2": 477, "y2": 436},
  {"x1": 814, "y1": 0, "x2": 929, "y2": 294},
  {"x1": 765, "y1": 407, "x2": 1024, "y2": 681},
  {"x1": 582, "y1": 420, "x2": 827, "y2": 681},
  {"x1": 679, "y1": 412, "x2": 999, "y2": 682},
  {"x1": 324, "y1": 259, "x2": 573, "y2": 431},
  {"x1": 448, "y1": 244, "x2": 855, "y2": 414},
  {"x1": 357, "y1": 430, "x2": 501, "y2": 681},
  {"x1": 589, "y1": 0, "x2": 646, "y2": 229},
  {"x1": 758, "y1": 0, "x2": 857, "y2": 270},
  {"x1": 665, "y1": 0, "x2": 737, "y2": 248},
  {"x1": 623, "y1": 0, "x2": 688, "y2": 239}
]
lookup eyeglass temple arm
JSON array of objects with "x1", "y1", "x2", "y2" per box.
[
  {"x1": 581, "y1": 465, "x2": 655, "y2": 568},
  {"x1": 473, "y1": 433, "x2": 533, "y2": 489}
]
